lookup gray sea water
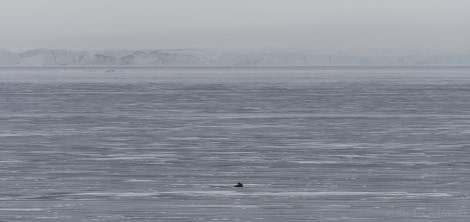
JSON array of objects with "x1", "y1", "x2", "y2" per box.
[{"x1": 1, "y1": 66, "x2": 470, "y2": 221}]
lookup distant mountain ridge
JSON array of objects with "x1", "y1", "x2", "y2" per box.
[{"x1": 1, "y1": 49, "x2": 470, "y2": 66}]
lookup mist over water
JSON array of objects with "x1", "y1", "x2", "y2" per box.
[
  {"x1": 2, "y1": 1, "x2": 470, "y2": 52},
  {"x1": 1, "y1": 66, "x2": 470, "y2": 221}
]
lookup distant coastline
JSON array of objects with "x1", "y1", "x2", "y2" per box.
[{"x1": 2, "y1": 49, "x2": 470, "y2": 66}]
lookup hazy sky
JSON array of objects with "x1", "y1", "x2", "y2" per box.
[{"x1": 1, "y1": 0, "x2": 469, "y2": 52}]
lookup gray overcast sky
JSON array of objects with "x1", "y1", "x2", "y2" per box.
[{"x1": 1, "y1": 0, "x2": 469, "y2": 52}]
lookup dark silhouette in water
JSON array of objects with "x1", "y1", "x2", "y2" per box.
[{"x1": 233, "y1": 182, "x2": 243, "y2": 187}]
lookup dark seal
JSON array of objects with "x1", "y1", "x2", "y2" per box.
[{"x1": 233, "y1": 182, "x2": 243, "y2": 187}]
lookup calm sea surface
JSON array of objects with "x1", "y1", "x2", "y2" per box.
[{"x1": 1, "y1": 66, "x2": 470, "y2": 221}]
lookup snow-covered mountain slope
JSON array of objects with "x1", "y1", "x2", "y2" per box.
[{"x1": 1, "y1": 49, "x2": 470, "y2": 66}]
